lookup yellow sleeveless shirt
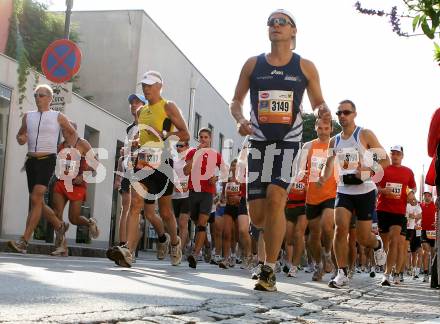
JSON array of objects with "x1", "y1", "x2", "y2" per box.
[{"x1": 138, "y1": 98, "x2": 173, "y2": 147}]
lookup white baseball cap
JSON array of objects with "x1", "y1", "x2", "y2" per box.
[
  {"x1": 390, "y1": 145, "x2": 403, "y2": 153},
  {"x1": 138, "y1": 71, "x2": 163, "y2": 85},
  {"x1": 268, "y1": 9, "x2": 296, "y2": 26}
]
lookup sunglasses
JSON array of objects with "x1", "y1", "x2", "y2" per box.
[
  {"x1": 176, "y1": 144, "x2": 186, "y2": 148},
  {"x1": 267, "y1": 17, "x2": 294, "y2": 27},
  {"x1": 336, "y1": 110, "x2": 354, "y2": 116},
  {"x1": 34, "y1": 93, "x2": 49, "y2": 98}
]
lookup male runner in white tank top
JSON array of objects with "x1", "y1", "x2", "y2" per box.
[
  {"x1": 319, "y1": 99, "x2": 390, "y2": 288},
  {"x1": 8, "y1": 84, "x2": 77, "y2": 254}
]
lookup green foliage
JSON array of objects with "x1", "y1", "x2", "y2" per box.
[
  {"x1": 302, "y1": 113, "x2": 342, "y2": 143},
  {"x1": 5, "y1": 0, "x2": 79, "y2": 115},
  {"x1": 405, "y1": 0, "x2": 440, "y2": 60},
  {"x1": 356, "y1": 1, "x2": 440, "y2": 63},
  {"x1": 6, "y1": 0, "x2": 79, "y2": 72}
]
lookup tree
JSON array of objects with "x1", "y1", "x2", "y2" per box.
[{"x1": 355, "y1": 1, "x2": 440, "y2": 63}]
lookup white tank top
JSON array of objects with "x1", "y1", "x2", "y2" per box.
[
  {"x1": 172, "y1": 155, "x2": 189, "y2": 199},
  {"x1": 27, "y1": 110, "x2": 60, "y2": 153},
  {"x1": 334, "y1": 126, "x2": 376, "y2": 195}
]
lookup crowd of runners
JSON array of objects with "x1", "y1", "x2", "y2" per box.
[{"x1": 7, "y1": 9, "x2": 439, "y2": 292}]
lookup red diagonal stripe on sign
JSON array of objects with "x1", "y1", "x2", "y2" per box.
[{"x1": 49, "y1": 47, "x2": 74, "y2": 75}]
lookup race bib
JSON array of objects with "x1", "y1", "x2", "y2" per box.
[
  {"x1": 136, "y1": 147, "x2": 162, "y2": 170},
  {"x1": 226, "y1": 182, "x2": 241, "y2": 205},
  {"x1": 60, "y1": 159, "x2": 77, "y2": 175},
  {"x1": 310, "y1": 155, "x2": 327, "y2": 181},
  {"x1": 290, "y1": 182, "x2": 305, "y2": 194},
  {"x1": 416, "y1": 230, "x2": 422, "y2": 237},
  {"x1": 426, "y1": 230, "x2": 436, "y2": 240},
  {"x1": 385, "y1": 182, "x2": 403, "y2": 199},
  {"x1": 258, "y1": 90, "x2": 294, "y2": 124},
  {"x1": 175, "y1": 179, "x2": 189, "y2": 193},
  {"x1": 336, "y1": 148, "x2": 360, "y2": 172}
]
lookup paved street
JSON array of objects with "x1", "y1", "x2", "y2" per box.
[{"x1": 0, "y1": 252, "x2": 439, "y2": 324}]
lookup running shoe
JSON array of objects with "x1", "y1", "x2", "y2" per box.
[
  {"x1": 88, "y1": 217, "x2": 100, "y2": 239},
  {"x1": 203, "y1": 246, "x2": 211, "y2": 263},
  {"x1": 328, "y1": 269, "x2": 349, "y2": 289},
  {"x1": 51, "y1": 238, "x2": 68, "y2": 257},
  {"x1": 312, "y1": 264, "x2": 324, "y2": 281},
  {"x1": 287, "y1": 266, "x2": 298, "y2": 278},
  {"x1": 187, "y1": 254, "x2": 197, "y2": 269},
  {"x1": 305, "y1": 263, "x2": 314, "y2": 273},
  {"x1": 219, "y1": 259, "x2": 229, "y2": 269},
  {"x1": 55, "y1": 222, "x2": 70, "y2": 248},
  {"x1": 393, "y1": 273, "x2": 400, "y2": 284},
  {"x1": 170, "y1": 236, "x2": 182, "y2": 266},
  {"x1": 373, "y1": 236, "x2": 387, "y2": 266},
  {"x1": 156, "y1": 233, "x2": 170, "y2": 260},
  {"x1": 112, "y1": 245, "x2": 133, "y2": 268},
  {"x1": 8, "y1": 237, "x2": 28, "y2": 254},
  {"x1": 381, "y1": 274, "x2": 391, "y2": 286},
  {"x1": 399, "y1": 272, "x2": 404, "y2": 282},
  {"x1": 423, "y1": 273, "x2": 429, "y2": 283},
  {"x1": 254, "y1": 265, "x2": 277, "y2": 292}
]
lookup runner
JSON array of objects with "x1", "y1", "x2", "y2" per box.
[
  {"x1": 319, "y1": 99, "x2": 389, "y2": 289},
  {"x1": 107, "y1": 71, "x2": 189, "y2": 267},
  {"x1": 8, "y1": 85, "x2": 77, "y2": 254},
  {"x1": 113, "y1": 93, "x2": 146, "y2": 247},
  {"x1": 284, "y1": 174, "x2": 308, "y2": 278},
  {"x1": 48, "y1": 121, "x2": 100, "y2": 256},
  {"x1": 299, "y1": 117, "x2": 337, "y2": 281},
  {"x1": 376, "y1": 145, "x2": 416, "y2": 286},
  {"x1": 184, "y1": 128, "x2": 223, "y2": 268},
  {"x1": 219, "y1": 159, "x2": 252, "y2": 269},
  {"x1": 229, "y1": 8, "x2": 331, "y2": 291},
  {"x1": 405, "y1": 191, "x2": 423, "y2": 279},
  {"x1": 420, "y1": 191, "x2": 436, "y2": 282},
  {"x1": 172, "y1": 141, "x2": 191, "y2": 253}
]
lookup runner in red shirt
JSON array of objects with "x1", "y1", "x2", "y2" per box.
[
  {"x1": 376, "y1": 145, "x2": 416, "y2": 286},
  {"x1": 420, "y1": 191, "x2": 437, "y2": 282},
  {"x1": 184, "y1": 128, "x2": 224, "y2": 269}
]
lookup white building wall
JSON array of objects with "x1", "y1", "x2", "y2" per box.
[
  {"x1": 69, "y1": 10, "x2": 242, "y2": 155},
  {"x1": 0, "y1": 54, "x2": 128, "y2": 247}
]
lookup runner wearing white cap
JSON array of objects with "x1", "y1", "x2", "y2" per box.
[
  {"x1": 376, "y1": 145, "x2": 416, "y2": 286},
  {"x1": 107, "y1": 71, "x2": 190, "y2": 267},
  {"x1": 230, "y1": 8, "x2": 331, "y2": 291}
]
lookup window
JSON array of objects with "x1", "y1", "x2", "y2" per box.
[
  {"x1": 218, "y1": 132, "x2": 224, "y2": 153},
  {"x1": 194, "y1": 113, "x2": 201, "y2": 139}
]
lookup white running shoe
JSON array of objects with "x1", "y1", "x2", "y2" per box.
[
  {"x1": 170, "y1": 236, "x2": 182, "y2": 266},
  {"x1": 328, "y1": 269, "x2": 349, "y2": 289},
  {"x1": 373, "y1": 235, "x2": 387, "y2": 266},
  {"x1": 156, "y1": 233, "x2": 170, "y2": 260},
  {"x1": 88, "y1": 218, "x2": 100, "y2": 239},
  {"x1": 287, "y1": 266, "x2": 298, "y2": 278}
]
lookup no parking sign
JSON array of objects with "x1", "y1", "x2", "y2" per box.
[{"x1": 41, "y1": 39, "x2": 82, "y2": 83}]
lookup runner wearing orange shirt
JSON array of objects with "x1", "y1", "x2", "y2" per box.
[{"x1": 299, "y1": 118, "x2": 337, "y2": 281}]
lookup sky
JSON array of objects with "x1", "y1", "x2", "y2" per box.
[{"x1": 45, "y1": 0, "x2": 440, "y2": 193}]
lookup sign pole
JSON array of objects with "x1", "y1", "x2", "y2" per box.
[{"x1": 64, "y1": 0, "x2": 74, "y2": 40}]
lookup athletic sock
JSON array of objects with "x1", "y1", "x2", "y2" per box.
[{"x1": 265, "y1": 262, "x2": 276, "y2": 270}]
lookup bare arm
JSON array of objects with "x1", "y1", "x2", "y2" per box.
[
  {"x1": 319, "y1": 137, "x2": 336, "y2": 184},
  {"x1": 230, "y1": 57, "x2": 257, "y2": 135},
  {"x1": 16, "y1": 113, "x2": 28, "y2": 145},
  {"x1": 295, "y1": 141, "x2": 312, "y2": 181},
  {"x1": 183, "y1": 158, "x2": 192, "y2": 176},
  {"x1": 164, "y1": 101, "x2": 190, "y2": 142},
  {"x1": 361, "y1": 129, "x2": 390, "y2": 171},
  {"x1": 301, "y1": 59, "x2": 331, "y2": 122},
  {"x1": 58, "y1": 113, "x2": 78, "y2": 145}
]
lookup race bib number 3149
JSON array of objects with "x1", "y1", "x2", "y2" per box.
[{"x1": 258, "y1": 90, "x2": 294, "y2": 124}]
